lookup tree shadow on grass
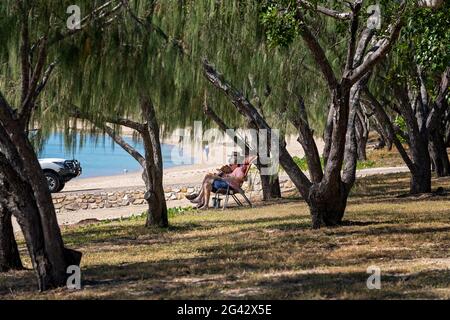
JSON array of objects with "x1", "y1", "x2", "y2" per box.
[
  {"x1": 15, "y1": 259, "x2": 445, "y2": 299},
  {"x1": 330, "y1": 225, "x2": 450, "y2": 238}
]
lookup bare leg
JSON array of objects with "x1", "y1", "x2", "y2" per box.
[
  {"x1": 199, "y1": 182, "x2": 213, "y2": 210},
  {"x1": 192, "y1": 173, "x2": 215, "y2": 203}
]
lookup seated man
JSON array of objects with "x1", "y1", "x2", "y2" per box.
[
  {"x1": 186, "y1": 152, "x2": 240, "y2": 203},
  {"x1": 196, "y1": 155, "x2": 256, "y2": 210}
]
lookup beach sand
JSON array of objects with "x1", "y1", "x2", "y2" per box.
[{"x1": 63, "y1": 135, "x2": 323, "y2": 193}]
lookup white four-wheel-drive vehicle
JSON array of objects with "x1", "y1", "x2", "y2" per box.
[{"x1": 38, "y1": 158, "x2": 82, "y2": 193}]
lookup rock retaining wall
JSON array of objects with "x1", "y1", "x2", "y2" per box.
[{"x1": 53, "y1": 178, "x2": 296, "y2": 212}]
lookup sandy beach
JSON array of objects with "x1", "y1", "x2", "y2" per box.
[{"x1": 63, "y1": 134, "x2": 322, "y2": 193}]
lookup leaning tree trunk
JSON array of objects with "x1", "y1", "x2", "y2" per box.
[
  {"x1": 0, "y1": 203, "x2": 23, "y2": 272},
  {"x1": 0, "y1": 124, "x2": 81, "y2": 290},
  {"x1": 203, "y1": 98, "x2": 282, "y2": 200},
  {"x1": 429, "y1": 130, "x2": 450, "y2": 177},
  {"x1": 141, "y1": 97, "x2": 168, "y2": 228},
  {"x1": 0, "y1": 154, "x2": 80, "y2": 290}
]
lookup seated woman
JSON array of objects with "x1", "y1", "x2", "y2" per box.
[{"x1": 196, "y1": 155, "x2": 256, "y2": 210}]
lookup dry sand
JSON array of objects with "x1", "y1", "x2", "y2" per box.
[{"x1": 63, "y1": 135, "x2": 322, "y2": 193}]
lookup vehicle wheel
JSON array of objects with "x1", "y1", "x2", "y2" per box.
[
  {"x1": 55, "y1": 182, "x2": 65, "y2": 193},
  {"x1": 44, "y1": 172, "x2": 61, "y2": 193}
]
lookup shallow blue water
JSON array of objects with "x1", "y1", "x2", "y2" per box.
[{"x1": 38, "y1": 133, "x2": 180, "y2": 178}]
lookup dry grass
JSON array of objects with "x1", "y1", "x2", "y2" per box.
[{"x1": 1, "y1": 173, "x2": 449, "y2": 300}]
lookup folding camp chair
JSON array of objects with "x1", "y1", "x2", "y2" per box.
[{"x1": 211, "y1": 161, "x2": 254, "y2": 210}]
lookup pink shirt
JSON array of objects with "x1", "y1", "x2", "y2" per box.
[{"x1": 225, "y1": 164, "x2": 249, "y2": 190}]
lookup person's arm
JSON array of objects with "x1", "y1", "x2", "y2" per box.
[{"x1": 244, "y1": 155, "x2": 258, "y2": 165}]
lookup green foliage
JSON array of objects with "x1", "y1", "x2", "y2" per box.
[
  {"x1": 406, "y1": 2, "x2": 450, "y2": 73},
  {"x1": 356, "y1": 160, "x2": 376, "y2": 170},
  {"x1": 384, "y1": 1, "x2": 449, "y2": 96},
  {"x1": 168, "y1": 206, "x2": 195, "y2": 219},
  {"x1": 292, "y1": 155, "x2": 375, "y2": 171},
  {"x1": 394, "y1": 116, "x2": 407, "y2": 144},
  {"x1": 292, "y1": 156, "x2": 309, "y2": 171},
  {"x1": 260, "y1": 0, "x2": 299, "y2": 48}
]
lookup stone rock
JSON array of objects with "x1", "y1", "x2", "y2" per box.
[
  {"x1": 54, "y1": 203, "x2": 64, "y2": 210},
  {"x1": 65, "y1": 203, "x2": 80, "y2": 211},
  {"x1": 285, "y1": 181, "x2": 293, "y2": 188},
  {"x1": 187, "y1": 187, "x2": 195, "y2": 194}
]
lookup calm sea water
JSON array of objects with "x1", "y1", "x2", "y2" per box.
[{"x1": 38, "y1": 133, "x2": 180, "y2": 178}]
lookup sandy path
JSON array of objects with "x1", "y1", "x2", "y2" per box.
[
  {"x1": 63, "y1": 163, "x2": 221, "y2": 193},
  {"x1": 12, "y1": 198, "x2": 193, "y2": 233},
  {"x1": 63, "y1": 135, "x2": 315, "y2": 193},
  {"x1": 12, "y1": 166, "x2": 409, "y2": 233}
]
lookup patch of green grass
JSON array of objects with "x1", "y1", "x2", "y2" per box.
[
  {"x1": 1, "y1": 173, "x2": 449, "y2": 300},
  {"x1": 292, "y1": 156, "x2": 376, "y2": 171},
  {"x1": 356, "y1": 160, "x2": 376, "y2": 170}
]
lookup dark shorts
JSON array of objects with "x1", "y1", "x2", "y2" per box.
[{"x1": 212, "y1": 179, "x2": 229, "y2": 192}]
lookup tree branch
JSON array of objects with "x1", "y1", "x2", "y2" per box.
[
  {"x1": 202, "y1": 59, "x2": 312, "y2": 198},
  {"x1": 68, "y1": 106, "x2": 145, "y2": 133},
  {"x1": 49, "y1": 1, "x2": 123, "y2": 46},
  {"x1": 297, "y1": 0, "x2": 352, "y2": 20},
  {"x1": 67, "y1": 105, "x2": 146, "y2": 166},
  {"x1": 347, "y1": 4, "x2": 406, "y2": 85},
  {"x1": 287, "y1": 97, "x2": 323, "y2": 183},
  {"x1": 19, "y1": 4, "x2": 30, "y2": 105},
  {"x1": 344, "y1": 1, "x2": 363, "y2": 72},
  {"x1": 103, "y1": 124, "x2": 146, "y2": 167},
  {"x1": 426, "y1": 67, "x2": 450, "y2": 131},
  {"x1": 203, "y1": 94, "x2": 251, "y2": 155},
  {"x1": 363, "y1": 88, "x2": 416, "y2": 173},
  {"x1": 294, "y1": 7, "x2": 339, "y2": 90},
  {"x1": 120, "y1": 0, "x2": 187, "y2": 56}
]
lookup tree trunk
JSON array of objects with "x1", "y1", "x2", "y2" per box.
[
  {"x1": 410, "y1": 166, "x2": 432, "y2": 194},
  {"x1": 355, "y1": 112, "x2": 368, "y2": 161},
  {"x1": 203, "y1": 97, "x2": 282, "y2": 200},
  {"x1": 429, "y1": 130, "x2": 450, "y2": 177},
  {"x1": 0, "y1": 155, "x2": 80, "y2": 290},
  {"x1": 256, "y1": 133, "x2": 282, "y2": 200},
  {"x1": 0, "y1": 125, "x2": 81, "y2": 290},
  {"x1": 143, "y1": 174, "x2": 168, "y2": 228},
  {"x1": 260, "y1": 174, "x2": 282, "y2": 200},
  {"x1": 141, "y1": 97, "x2": 168, "y2": 228},
  {"x1": 0, "y1": 204, "x2": 23, "y2": 272},
  {"x1": 308, "y1": 181, "x2": 349, "y2": 229}
]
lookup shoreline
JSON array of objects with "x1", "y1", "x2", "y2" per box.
[{"x1": 63, "y1": 134, "x2": 317, "y2": 192}]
